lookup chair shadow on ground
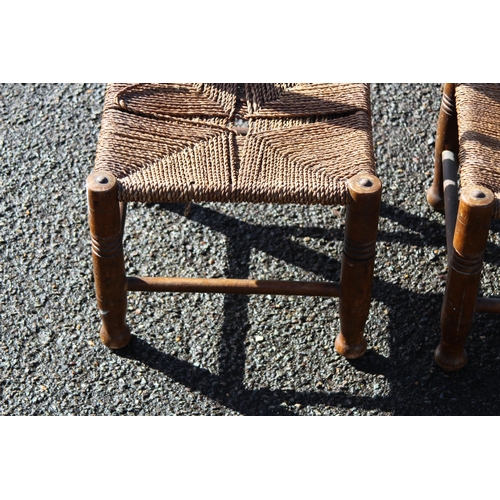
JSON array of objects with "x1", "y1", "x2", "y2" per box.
[{"x1": 115, "y1": 201, "x2": 500, "y2": 415}]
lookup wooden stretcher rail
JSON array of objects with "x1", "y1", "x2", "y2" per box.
[
  {"x1": 475, "y1": 297, "x2": 500, "y2": 314},
  {"x1": 126, "y1": 276, "x2": 341, "y2": 297}
]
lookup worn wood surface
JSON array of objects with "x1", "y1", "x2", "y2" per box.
[
  {"x1": 335, "y1": 173, "x2": 382, "y2": 359},
  {"x1": 87, "y1": 171, "x2": 131, "y2": 349},
  {"x1": 126, "y1": 276, "x2": 340, "y2": 296},
  {"x1": 435, "y1": 185, "x2": 494, "y2": 370}
]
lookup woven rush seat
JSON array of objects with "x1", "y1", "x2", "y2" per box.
[
  {"x1": 87, "y1": 82, "x2": 382, "y2": 364},
  {"x1": 94, "y1": 83, "x2": 375, "y2": 205},
  {"x1": 455, "y1": 84, "x2": 500, "y2": 218}
]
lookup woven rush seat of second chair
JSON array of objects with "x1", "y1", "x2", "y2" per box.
[
  {"x1": 94, "y1": 83, "x2": 375, "y2": 206},
  {"x1": 456, "y1": 83, "x2": 500, "y2": 218}
]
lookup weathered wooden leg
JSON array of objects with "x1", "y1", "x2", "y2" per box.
[
  {"x1": 335, "y1": 173, "x2": 382, "y2": 359},
  {"x1": 427, "y1": 83, "x2": 458, "y2": 211},
  {"x1": 435, "y1": 185, "x2": 494, "y2": 370},
  {"x1": 87, "y1": 171, "x2": 131, "y2": 349}
]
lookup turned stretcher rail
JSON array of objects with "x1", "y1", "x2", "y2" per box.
[
  {"x1": 126, "y1": 276, "x2": 341, "y2": 297},
  {"x1": 475, "y1": 297, "x2": 500, "y2": 314}
]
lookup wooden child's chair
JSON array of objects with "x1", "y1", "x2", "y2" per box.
[{"x1": 87, "y1": 84, "x2": 382, "y2": 359}]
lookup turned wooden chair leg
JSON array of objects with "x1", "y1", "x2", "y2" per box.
[
  {"x1": 87, "y1": 171, "x2": 131, "y2": 349},
  {"x1": 335, "y1": 173, "x2": 382, "y2": 359},
  {"x1": 435, "y1": 185, "x2": 494, "y2": 370},
  {"x1": 427, "y1": 83, "x2": 458, "y2": 211}
]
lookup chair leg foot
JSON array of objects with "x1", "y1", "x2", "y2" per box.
[
  {"x1": 335, "y1": 333, "x2": 367, "y2": 359},
  {"x1": 336, "y1": 173, "x2": 382, "y2": 359},
  {"x1": 100, "y1": 323, "x2": 131, "y2": 349},
  {"x1": 434, "y1": 343, "x2": 467, "y2": 371},
  {"x1": 427, "y1": 183, "x2": 445, "y2": 212}
]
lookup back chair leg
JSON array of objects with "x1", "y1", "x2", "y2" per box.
[
  {"x1": 335, "y1": 173, "x2": 382, "y2": 358},
  {"x1": 87, "y1": 171, "x2": 131, "y2": 349},
  {"x1": 435, "y1": 185, "x2": 494, "y2": 370},
  {"x1": 427, "y1": 83, "x2": 458, "y2": 211}
]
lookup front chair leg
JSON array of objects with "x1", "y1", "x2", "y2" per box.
[
  {"x1": 435, "y1": 185, "x2": 494, "y2": 370},
  {"x1": 335, "y1": 173, "x2": 382, "y2": 359},
  {"x1": 87, "y1": 171, "x2": 131, "y2": 349}
]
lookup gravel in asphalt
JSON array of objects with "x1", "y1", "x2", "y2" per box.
[{"x1": 2, "y1": 83, "x2": 500, "y2": 415}]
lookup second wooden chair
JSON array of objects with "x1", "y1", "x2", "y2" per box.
[{"x1": 428, "y1": 83, "x2": 500, "y2": 370}]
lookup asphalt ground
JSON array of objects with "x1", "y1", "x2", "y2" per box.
[{"x1": 2, "y1": 83, "x2": 500, "y2": 416}]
